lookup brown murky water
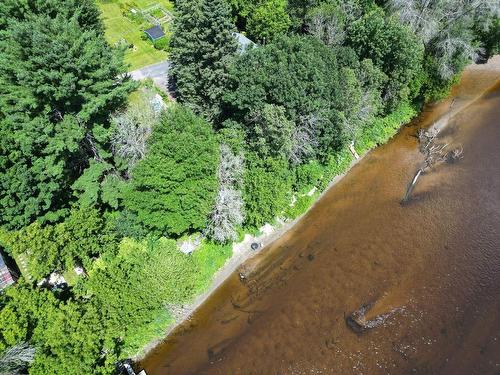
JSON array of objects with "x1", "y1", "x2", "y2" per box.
[{"x1": 142, "y1": 60, "x2": 500, "y2": 375}]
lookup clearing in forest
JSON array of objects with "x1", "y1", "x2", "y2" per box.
[{"x1": 98, "y1": 0, "x2": 173, "y2": 70}]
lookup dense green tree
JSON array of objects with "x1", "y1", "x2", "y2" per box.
[
  {"x1": 224, "y1": 35, "x2": 362, "y2": 159},
  {"x1": 0, "y1": 3, "x2": 134, "y2": 229},
  {"x1": 0, "y1": 284, "x2": 115, "y2": 375},
  {"x1": 248, "y1": 104, "x2": 294, "y2": 158},
  {"x1": 0, "y1": 208, "x2": 117, "y2": 279},
  {"x1": 286, "y1": 0, "x2": 323, "y2": 31},
  {"x1": 346, "y1": 6, "x2": 424, "y2": 109},
  {"x1": 170, "y1": 0, "x2": 238, "y2": 121},
  {"x1": 244, "y1": 156, "x2": 293, "y2": 227},
  {"x1": 246, "y1": 0, "x2": 291, "y2": 42},
  {"x1": 29, "y1": 301, "x2": 112, "y2": 375},
  {"x1": 227, "y1": 0, "x2": 292, "y2": 40},
  {"x1": 0, "y1": 0, "x2": 102, "y2": 31},
  {"x1": 124, "y1": 106, "x2": 219, "y2": 236},
  {"x1": 72, "y1": 160, "x2": 127, "y2": 210}
]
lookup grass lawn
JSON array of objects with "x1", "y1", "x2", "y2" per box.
[{"x1": 97, "y1": 0, "x2": 174, "y2": 71}]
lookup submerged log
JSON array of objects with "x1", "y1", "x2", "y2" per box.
[
  {"x1": 402, "y1": 128, "x2": 463, "y2": 202},
  {"x1": 346, "y1": 302, "x2": 405, "y2": 334},
  {"x1": 402, "y1": 168, "x2": 423, "y2": 203}
]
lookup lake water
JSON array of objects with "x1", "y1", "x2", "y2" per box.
[{"x1": 142, "y1": 59, "x2": 500, "y2": 375}]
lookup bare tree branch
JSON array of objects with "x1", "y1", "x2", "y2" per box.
[
  {"x1": 206, "y1": 144, "x2": 245, "y2": 243},
  {"x1": 402, "y1": 128, "x2": 464, "y2": 202},
  {"x1": 0, "y1": 342, "x2": 35, "y2": 375},
  {"x1": 110, "y1": 95, "x2": 158, "y2": 172}
]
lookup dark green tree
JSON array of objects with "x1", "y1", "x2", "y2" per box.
[
  {"x1": 0, "y1": 4, "x2": 134, "y2": 229},
  {"x1": 346, "y1": 6, "x2": 424, "y2": 109},
  {"x1": 124, "y1": 106, "x2": 219, "y2": 236},
  {"x1": 224, "y1": 35, "x2": 362, "y2": 159},
  {"x1": 0, "y1": 0, "x2": 102, "y2": 31},
  {"x1": 170, "y1": 0, "x2": 238, "y2": 121}
]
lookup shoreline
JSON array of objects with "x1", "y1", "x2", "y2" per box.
[{"x1": 134, "y1": 57, "x2": 500, "y2": 363}]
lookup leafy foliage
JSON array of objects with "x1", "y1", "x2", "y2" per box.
[
  {"x1": 0, "y1": 209, "x2": 117, "y2": 279},
  {"x1": 246, "y1": 0, "x2": 291, "y2": 41},
  {"x1": 224, "y1": 35, "x2": 363, "y2": 160},
  {"x1": 124, "y1": 106, "x2": 219, "y2": 236},
  {"x1": 244, "y1": 156, "x2": 293, "y2": 227},
  {"x1": 346, "y1": 6, "x2": 425, "y2": 110},
  {"x1": 0, "y1": 1, "x2": 497, "y2": 374}
]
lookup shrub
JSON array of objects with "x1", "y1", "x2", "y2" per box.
[{"x1": 243, "y1": 156, "x2": 293, "y2": 227}]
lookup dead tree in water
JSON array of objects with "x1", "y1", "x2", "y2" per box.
[{"x1": 402, "y1": 129, "x2": 463, "y2": 203}]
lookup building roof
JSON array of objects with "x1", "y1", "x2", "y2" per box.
[
  {"x1": 233, "y1": 32, "x2": 256, "y2": 54},
  {"x1": 0, "y1": 252, "x2": 15, "y2": 290},
  {"x1": 144, "y1": 25, "x2": 165, "y2": 41}
]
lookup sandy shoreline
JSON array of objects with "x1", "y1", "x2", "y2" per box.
[{"x1": 134, "y1": 56, "x2": 500, "y2": 362}]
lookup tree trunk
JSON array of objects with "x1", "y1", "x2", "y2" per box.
[{"x1": 402, "y1": 168, "x2": 423, "y2": 202}]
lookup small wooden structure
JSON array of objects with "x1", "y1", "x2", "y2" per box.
[{"x1": 144, "y1": 25, "x2": 165, "y2": 42}]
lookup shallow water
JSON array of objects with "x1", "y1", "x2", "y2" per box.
[{"x1": 141, "y1": 60, "x2": 500, "y2": 375}]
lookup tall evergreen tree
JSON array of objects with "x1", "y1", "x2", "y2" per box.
[
  {"x1": 0, "y1": 0, "x2": 102, "y2": 32},
  {"x1": 0, "y1": 2, "x2": 134, "y2": 229},
  {"x1": 170, "y1": 0, "x2": 238, "y2": 122}
]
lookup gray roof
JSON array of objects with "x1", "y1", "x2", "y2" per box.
[
  {"x1": 0, "y1": 253, "x2": 5, "y2": 268},
  {"x1": 145, "y1": 25, "x2": 165, "y2": 40}
]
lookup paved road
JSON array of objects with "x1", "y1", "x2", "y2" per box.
[{"x1": 129, "y1": 61, "x2": 170, "y2": 92}]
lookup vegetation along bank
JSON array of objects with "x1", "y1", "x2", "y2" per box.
[{"x1": 0, "y1": 0, "x2": 498, "y2": 374}]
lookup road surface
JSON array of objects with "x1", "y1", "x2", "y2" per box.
[{"x1": 129, "y1": 61, "x2": 170, "y2": 92}]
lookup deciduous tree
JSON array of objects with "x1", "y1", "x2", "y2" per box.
[{"x1": 124, "y1": 106, "x2": 219, "y2": 236}]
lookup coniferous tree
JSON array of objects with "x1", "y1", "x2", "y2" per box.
[
  {"x1": 0, "y1": 2, "x2": 134, "y2": 229},
  {"x1": 170, "y1": 0, "x2": 238, "y2": 122}
]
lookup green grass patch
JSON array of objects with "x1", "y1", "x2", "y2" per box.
[
  {"x1": 284, "y1": 194, "x2": 317, "y2": 219},
  {"x1": 97, "y1": 0, "x2": 173, "y2": 70},
  {"x1": 192, "y1": 241, "x2": 232, "y2": 292},
  {"x1": 122, "y1": 308, "x2": 173, "y2": 357}
]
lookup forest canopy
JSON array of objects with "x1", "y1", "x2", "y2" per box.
[{"x1": 0, "y1": 0, "x2": 498, "y2": 374}]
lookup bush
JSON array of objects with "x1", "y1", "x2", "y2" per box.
[
  {"x1": 153, "y1": 36, "x2": 169, "y2": 51},
  {"x1": 294, "y1": 160, "x2": 324, "y2": 194},
  {"x1": 243, "y1": 156, "x2": 293, "y2": 228},
  {"x1": 356, "y1": 102, "x2": 417, "y2": 154},
  {"x1": 284, "y1": 194, "x2": 316, "y2": 220}
]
